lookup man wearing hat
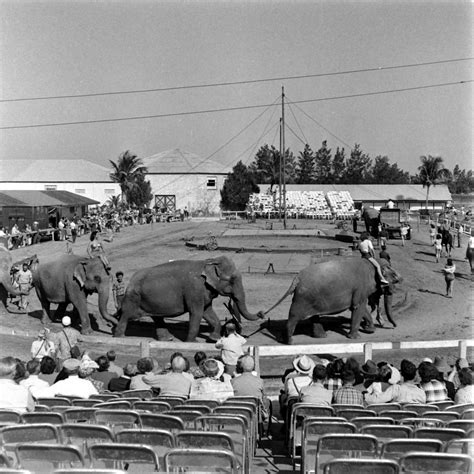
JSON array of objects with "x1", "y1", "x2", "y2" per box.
[
  {"x1": 448, "y1": 358, "x2": 470, "y2": 390},
  {"x1": 55, "y1": 316, "x2": 82, "y2": 368},
  {"x1": 36, "y1": 358, "x2": 98, "y2": 399},
  {"x1": 189, "y1": 358, "x2": 234, "y2": 402},
  {"x1": 30, "y1": 328, "x2": 56, "y2": 361}
]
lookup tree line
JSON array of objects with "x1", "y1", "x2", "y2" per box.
[{"x1": 220, "y1": 142, "x2": 473, "y2": 211}]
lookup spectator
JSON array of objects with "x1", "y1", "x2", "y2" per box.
[
  {"x1": 106, "y1": 350, "x2": 123, "y2": 377},
  {"x1": 143, "y1": 355, "x2": 192, "y2": 398},
  {"x1": 433, "y1": 234, "x2": 442, "y2": 263},
  {"x1": 37, "y1": 358, "x2": 98, "y2": 399},
  {"x1": 379, "y1": 245, "x2": 391, "y2": 264},
  {"x1": 365, "y1": 359, "x2": 426, "y2": 405},
  {"x1": 442, "y1": 259, "x2": 456, "y2": 298},
  {"x1": 38, "y1": 356, "x2": 57, "y2": 384},
  {"x1": 30, "y1": 328, "x2": 56, "y2": 361},
  {"x1": 215, "y1": 323, "x2": 247, "y2": 376},
  {"x1": 15, "y1": 262, "x2": 33, "y2": 311},
  {"x1": 91, "y1": 356, "x2": 115, "y2": 388},
  {"x1": 434, "y1": 356, "x2": 456, "y2": 400},
  {"x1": 332, "y1": 369, "x2": 364, "y2": 405},
  {"x1": 324, "y1": 358, "x2": 344, "y2": 391},
  {"x1": 130, "y1": 357, "x2": 154, "y2": 390},
  {"x1": 112, "y1": 271, "x2": 126, "y2": 311},
  {"x1": 359, "y1": 360, "x2": 379, "y2": 390},
  {"x1": 379, "y1": 226, "x2": 389, "y2": 248},
  {"x1": 0, "y1": 356, "x2": 34, "y2": 413},
  {"x1": 429, "y1": 223, "x2": 437, "y2": 244},
  {"x1": 418, "y1": 362, "x2": 449, "y2": 403},
  {"x1": 13, "y1": 359, "x2": 28, "y2": 384},
  {"x1": 448, "y1": 358, "x2": 470, "y2": 390},
  {"x1": 344, "y1": 357, "x2": 364, "y2": 387},
  {"x1": 189, "y1": 351, "x2": 207, "y2": 379},
  {"x1": 454, "y1": 368, "x2": 474, "y2": 404},
  {"x1": 19, "y1": 359, "x2": 50, "y2": 399},
  {"x1": 109, "y1": 363, "x2": 136, "y2": 392},
  {"x1": 79, "y1": 357, "x2": 103, "y2": 393},
  {"x1": 165, "y1": 352, "x2": 193, "y2": 382},
  {"x1": 55, "y1": 316, "x2": 82, "y2": 369},
  {"x1": 232, "y1": 355, "x2": 265, "y2": 402},
  {"x1": 300, "y1": 364, "x2": 333, "y2": 406},
  {"x1": 190, "y1": 358, "x2": 234, "y2": 402}
]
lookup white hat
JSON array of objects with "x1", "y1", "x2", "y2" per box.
[
  {"x1": 62, "y1": 316, "x2": 71, "y2": 327},
  {"x1": 292, "y1": 355, "x2": 316, "y2": 375}
]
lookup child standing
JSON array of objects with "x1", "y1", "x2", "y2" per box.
[
  {"x1": 433, "y1": 233, "x2": 442, "y2": 263},
  {"x1": 443, "y1": 258, "x2": 456, "y2": 298},
  {"x1": 112, "y1": 271, "x2": 126, "y2": 311}
]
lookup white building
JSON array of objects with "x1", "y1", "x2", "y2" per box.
[
  {"x1": 143, "y1": 149, "x2": 229, "y2": 215},
  {"x1": 0, "y1": 160, "x2": 120, "y2": 205}
]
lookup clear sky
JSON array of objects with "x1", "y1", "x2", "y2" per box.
[{"x1": 1, "y1": 0, "x2": 472, "y2": 175}]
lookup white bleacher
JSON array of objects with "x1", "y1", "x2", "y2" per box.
[{"x1": 326, "y1": 191, "x2": 355, "y2": 219}]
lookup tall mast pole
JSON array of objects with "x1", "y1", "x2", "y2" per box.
[
  {"x1": 278, "y1": 118, "x2": 282, "y2": 221},
  {"x1": 281, "y1": 86, "x2": 287, "y2": 230}
]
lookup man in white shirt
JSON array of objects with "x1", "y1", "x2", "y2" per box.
[
  {"x1": 20, "y1": 359, "x2": 50, "y2": 399},
  {"x1": 215, "y1": 323, "x2": 247, "y2": 376},
  {"x1": 30, "y1": 328, "x2": 56, "y2": 361},
  {"x1": 358, "y1": 233, "x2": 389, "y2": 285},
  {"x1": 0, "y1": 357, "x2": 34, "y2": 413}
]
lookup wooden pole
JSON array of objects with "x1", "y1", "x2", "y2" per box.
[
  {"x1": 459, "y1": 340, "x2": 467, "y2": 359},
  {"x1": 364, "y1": 343, "x2": 373, "y2": 362},
  {"x1": 282, "y1": 86, "x2": 287, "y2": 230},
  {"x1": 140, "y1": 341, "x2": 150, "y2": 358}
]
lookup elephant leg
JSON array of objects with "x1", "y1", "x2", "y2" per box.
[
  {"x1": 203, "y1": 305, "x2": 222, "y2": 342},
  {"x1": 36, "y1": 289, "x2": 52, "y2": 325},
  {"x1": 311, "y1": 316, "x2": 327, "y2": 338},
  {"x1": 361, "y1": 306, "x2": 375, "y2": 333},
  {"x1": 68, "y1": 292, "x2": 92, "y2": 335},
  {"x1": 285, "y1": 304, "x2": 302, "y2": 345},
  {"x1": 153, "y1": 319, "x2": 174, "y2": 341},
  {"x1": 54, "y1": 302, "x2": 69, "y2": 323}
]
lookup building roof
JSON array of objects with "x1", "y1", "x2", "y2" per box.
[
  {"x1": 143, "y1": 148, "x2": 229, "y2": 175},
  {"x1": 0, "y1": 190, "x2": 98, "y2": 207},
  {"x1": 0, "y1": 160, "x2": 113, "y2": 182},
  {"x1": 258, "y1": 184, "x2": 452, "y2": 202}
]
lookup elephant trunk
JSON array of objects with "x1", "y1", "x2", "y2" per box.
[
  {"x1": 2, "y1": 278, "x2": 26, "y2": 296},
  {"x1": 98, "y1": 288, "x2": 118, "y2": 327},
  {"x1": 383, "y1": 293, "x2": 396, "y2": 327},
  {"x1": 231, "y1": 277, "x2": 263, "y2": 322}
]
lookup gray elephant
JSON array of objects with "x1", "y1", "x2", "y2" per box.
[
  {"x1": 263, "y1": 257, "x2": 401, "y2": 343},
  {"x1": 113, "y1": 255, "x2": 263, "y2": 341},
  {"x1": 33, "y1": 255, "x2": 118, "y2": 334},
  {"x1": 0, "y1": 247, "x2": 30, "y2": 309}
]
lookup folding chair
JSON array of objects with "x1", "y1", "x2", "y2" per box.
[
  {"x1": 300, "y1": 420, "x2": 356, "y2": 474},
  {"x1": 429, "y1": 400, "x2": 454, "y2": 410},
  {"x1": 116, "y1": 398, "x2": 140, "y2": 405},
  {"x1": 447, "y1": 419, "x2": 474, "y2": 433},
  {"x1": 0, "y1": 424, "x2": 60, "y2": 450},
  {"x1": 421, "y1": 410, "x2": 460, "y2": 422},
  {"x1": 399, "y1": 452, "x2": 472, "y2": 473},
  {"x1": 132, "y1": 401, "x2": 171, "y2": 413},
  {"x1": 93, "y1": 401, "x2": 132, "y2": 410},
  {"x1": 63, "y1": 408, "x2": 97, "y2": 423},
  {"x1": 366, "y1": 403, "x2": 401, "y2": 414},
  {"x1": 315, "y1": 434, "x2": 378, "y2": 474},
  {"x1": 399, "y1": 417, "x2": 443, "y2": 428},
  {"x1": 214, "y1": 405, "x2": 256, "y2": 454},
  {"x1": 15, "y1": 444, "x2": 85, "y2": 471},
  {"x1": 93, "y1": 410, "x2": 141, "y2": 433},
  {"x1": 183, "y1": 399, "x2": 219, "y2": 409},
  {"x1": 164, "y1": 410, "x2": 203, "y2": 429},
  {"x1": 164, "y1": 448, "x2": 238, "y2": 474},
  {"x1": 88, "y1": 443, "x2": 160, "y2": 471},
  {"x1": 91, "y1": 394, "x2": 120, "y2": 402},
  {"x1": 359, "y1": 425, "x2": 412, "y2": 444},
  {"x1": 153, "y1": 396, "x2": 186, "y2": 408},
  {"x1": 194, "y1": 415, "x2": 247, "y2": 474},
  {"x1": 380, "y1": 439, "x2": 443, "y2": 462},
  {"x1": 322, "y1": 458, "x2": 399, "y2": 474},
  {"x1": 60, "y1": 424, "x2": 115, "y2": 456},
  {"x1": 413, "y1": 427, "x2": 465, "y2": 442},
  {"x1": 0, "y1": 453, "x2": 11, "y2": 468},
  {"x1": 335, "y1": 408, "x2": 376, "y2": 421},
  {"x1": 172, "y1": 404, "x2": 212, "y2": 414},
  {"x1": 71, "y1": 399, "x2": 102, "y2": 408},
  {"x1": 21, "y1": 412, "x2": 64, "y2": 425},
  {"x1": 139, "y1": 413, "x2": 184, "y2": 433},
  {"x1": 116, "y1": 429, "x2": 174, "y2": 466},
  {"x1": 403, "y1": 404, "x2": 439, "y2": 416},
  {"x1": 445, "y1": 403, "x2": 474, "y2": 414},
  {"x1": 36, "y1": 398, "x2": 71, "y2": 408},
  {"x1": 461, "y1": 408, "x2": 474, "y2": 420},
  {"x1": 33, "y1": 405, "x2": 51, "y2": 412},
  {"x1": 0, "y1": 410, "x2": 21, "y2": 424},
  {"x1": 351, "y1": 417, "x2": 395, "y2": 429},
  {"x1": 331, "y1": 404, "x2": 364, "y2": 411},
  {"x1": 120, "y1": 390, "x2": 153, "y2": 400},
  {"x1": 175, "y1": 430, "x2": 234, "y2": 451},
  {"x1": 444, "y1": 438, "x2": 474, "y2": 455},
  {"x1": 379, "y1": 410, "x2": 418, "y2": 421}
]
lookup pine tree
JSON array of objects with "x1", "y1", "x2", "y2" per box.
[{"x1": 220, "y1": 161, "x2": 260, "y2": 211}]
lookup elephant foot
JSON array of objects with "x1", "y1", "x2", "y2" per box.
[
  {"x1": 347, "y1": 331, "x2": 361, "y2": 339},
  {"x1": 207, "y1": 332, "x2": 221, "y2": 343},
  {"x1": 286, "y1": 336, "x2": 294, "y2": 345},
  {"x1": 312, "y1": 323, "x2": 327, "y2": 339},
  {"x1": 81, "y1": 327, "x2": 93, "y2": 335},
  {"x1": 156, "y1": 328, "x2": 174, "y2": 341}
]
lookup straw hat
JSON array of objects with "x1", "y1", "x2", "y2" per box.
[
  {"x1": 434, "y1": 356, "x2": 450, "y2": 374},
  {"x1": 201, "y1": 359, "x2": 224, "y2": 379},
  {"x1": 292, "y1": 355, "x2": 315, "y2": 375},
  {"x1": 361, "y1": 360, "x2": 378, "y2": 376}
]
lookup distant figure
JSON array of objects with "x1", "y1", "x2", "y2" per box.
[
  {"x1": 215, "y1": 323, "x2": 247, "y2": 376},
  {"x1": 442, "y1": 258, "x2": 456, "y2": 298},
  {"x1": 15, "y1": 262, "x2": 33, "y2": 311},
  {"x1": 379, "y1": 245, "x2": 391, "y2": 264},
  {"x1": 112, "y1": 271, "x2": 126, "y2": 311},
  {"x1": 387, "y1": 200, "x2": 395, "y2": 209},
  {"x1": 433, "y1": 233, "x2": 442, "y2": 263},
  {"x1": 87, "y1": 231, "x2": 110, "y2": 270},
  {"x1": 429, "y1": 223, "x2": 436, "y2": 244},
  {"x1": 358, "y1": 233, "x2": 389, "y2": 285},
  {"x1": 400, "y1": 224, "x2": 409, "y2": 246}
]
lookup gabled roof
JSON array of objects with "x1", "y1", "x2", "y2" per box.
[
  {"x1": 0, "y1": 160, "x2": 113, "y2": 182},
  {"x1": 0, "y1": 190, "x2": 98, "y2": 207},
  {"x1": 143, "y1": 148, "x2": 229, "y2": 175},
  {"x1": 259, "y1": 184, "x2": 452, "y2": 202}
]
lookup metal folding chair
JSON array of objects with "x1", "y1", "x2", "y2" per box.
[
  {"x1": 403, "y1": 404, "x2": 439, "y2": 416},
  {"x1": 214, "y1": 405, "x2": 256, "y2": 454},
  {"x1": 0, "y1": 411, "x2": 21, "y2": 424},
  {"x1": 461, "y1": 408, "x2": 474, "y2": 420},
  {"x1": 88, "y1": 443, "x2": 160, "y2": 471},
  {"x1": 153, "y1": 396, "x2": 186, "y2": 408},
  {"x1": 445, "y1": 403, "x2": 474, "y2": 414},
  {"x1": 446, "y1": 419, "x2": 474, "y2": 433},
  {"x1": 444, "y1": 438, "x2": 474, "y2": 455},
  {"x1": 93, "y1": 410, "x2": 141, "y2": 433},
  {"x1": 422, "y1": 410, "x2": 460, "y2": 422},
  {"x1": 172, "y1": 404, "x2": 212, "y2": 414},
  {"x1": 399, "y1": 452, "x2": 472, "y2": 473},
  {"x1": 165, "y1": 410, "x2": 204, "y2": 429},
  {"x1": 380, "y1": 438, "x2": 443, "y2": 462},
  {"x1": 399, "y1": 417, "x2": 443, "y2": 428},
  {"x1": 71, "y1": 399, "x2": 102, "y2": 408},
  {"x1": 131, "y1": 401, "x2": 172, "y2": 413},
  {"x1": 15, "y1": 444, "x2": 85, "y2": 471},
  {"x1": 91, "y1": 394, "x2": 120, "y2": 402},
  {"x1": 139, "y1": 413, "x2": 184, "y2": 433},
  {"x1": 93, "y1": 401, "x2": 131, "y2": 410},
  {"x1": 36, "y1": 397, "x2": 71, "y2": 408},
  {"x1": 366, "y1": 403, "x2": 401, "y2": 414},
  {"x1": 164, "y1": 448, "x2": 239, "y2": 474},
  {"x1": 429, "y1": 400, "x2": 454, "y2": 410},
  {"x1": 63, "y1": 408, "x2": 97, "y2": 424},
  {"x1": 120, "y1": 390, "x2": 153, "y2": 400},
  {"x1": 335, "y1": 408, "x2": 376, "y2": 421},
  {"x1": 359, "y1": 424, "x2": 412, "y2": 445},
  {"x1": 413, "y1": 427, "x2": 465, "y2": 442},
  {"x1": 183, "y1": 399, "x2": 219, "y2": 409},
  {"x1": 378, "y1": 409, "x2": 418, "y2": 421},
  {"x1": 322, "y1": 458, "x2": 399, "y2": 474},
  {"x1": 21, "y1": 412, "x2": 64, "y2": 425},
  {"x1": 175, "y1": 430, "x2": 234, "y2": 451},
  {"x1": 0, "y1": 424, "x2": 60, "y2": 449},
  {"x1": 351, "y1": 417, "x2": 395, "y2": 429}
]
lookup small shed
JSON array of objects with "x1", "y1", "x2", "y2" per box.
[{"x1": 0, "y1": 190, "x2": 98, "y2": 231}]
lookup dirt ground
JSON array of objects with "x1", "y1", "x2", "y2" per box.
[{"x1": 1, "y1": 217, "x2": 473, "y2": 378}]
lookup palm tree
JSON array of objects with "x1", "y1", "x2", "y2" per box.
[
  {"x1": 109, "y1": 151, "x2": 148, "y2": 206},
  {"x1": 417, "y1": 155, "x2": 450, "y2": 209},
  {"x1": 106, "y1": 195, "x2": 122, "y2": 210}
]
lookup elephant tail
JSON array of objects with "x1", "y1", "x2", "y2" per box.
[{"x1": 262, "y1": 276, "x2": 299, "y2": 316}]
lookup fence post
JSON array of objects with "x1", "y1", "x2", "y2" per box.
[
  {"x1": 253, "y1": 345, "x2": 261, "y2": 375},
  {"x1": 141, "y1": 341, "x2": 150, "y2": 358},
  {"x1": 364, "y1": 343, "x2": 373, "y2": 362},
  {"x1": 458, "y1": 340, "x2": 467, "y2": 360}
]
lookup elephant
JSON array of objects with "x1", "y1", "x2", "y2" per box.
[
  {"x1": 32, "y1": 255, "x2": 118, "y2": 334},
  {"x1": 113, "y1": 255, "x2": 264, "y2": 342},
  {"x1": 262, "y1": 257, "x2": 401, "y2": 343},
  {"x1": 0, "y1": 247, "x2": 31, "y2": 309}
]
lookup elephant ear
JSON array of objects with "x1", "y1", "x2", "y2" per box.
[
  {"x1": 202, "y1": 256, "x2": 235, "y2": 290},
  {"x1": 73, "y1": 261, "x2": 87, "y2": 288}
]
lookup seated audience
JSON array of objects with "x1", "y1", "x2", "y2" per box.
[
  {"x1": 13, "y1": 359, "x2": 28, "y2": 384},
  {"x1": 360, "y1": 360, "x2": 379, "y2": 390},
  {"x1": 37, "y1": 358, "x2": 98, "y2": 399},
  {"x1": 448, "y1": 358, "x2": 469, "y2": 390},
  {"x1": 0, "y1": 356, "x2": 34, "y2": 412},
  {"x1": 324, "y1": 358, "x2": 344, "y2": 391},
  {"x1": 38, "y1": 356, "x2": 58, "y2": 384},
  {"x1": 232, "y1": 354, "x2": 264, "y2": 401},
  {"x1": 434, "y1": 356, "x2": 456, "y2": 400},
  {"x1": 300, "y1": 364, "x2": 333, "y2": 405},
  {"x1": 455, "y1": 368, "x2": 474, "y2": 404},
  {"x1": 130, "y1": 357, "x2": 154, "y2": 390},
  {"x1": 20, "y1": 359, "x2": 50, "y2": 399},
  {"x1": 333, "y1": 369, "x2": 364, "y2": 405},
  {"x1": 143, "y1": 355, "x2": 192, "y2": 397},
  {"x1": 365, "y1": 359, "x2": 426, "y2": 404},
  {"x1": 106, "y1": 350, "x2": 123, "y2": 377},
  {"x1": 109, "y1": 363, "x2": 136, "y2": 392},
  {"x1": 91, "y1": 355, "x2": 115, "y2": 388},
  {"x1": 418, "y1": 361, "x2": 449, "y2": 403},
  {"x1": 190, "y1": 358, "x2": 234, "y2": 402},
  {"x1": 79, "y1": 356, "x2": 103, "y2": 393},
  {"x1": 189, "y1": 351, "x2": 207, "y2": 379}
]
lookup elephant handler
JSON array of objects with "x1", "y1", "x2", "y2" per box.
[{"x1": 358, "y1": 233, "x2": 389, "y2": 285}]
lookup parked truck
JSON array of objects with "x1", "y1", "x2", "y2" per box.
[{"x1": 379, "y1": 207, "x2": 411, "y2": 240}]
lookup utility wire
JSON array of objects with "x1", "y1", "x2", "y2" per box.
[
  {"x1": 286, "y1": 101, "x2": 309, "y2": 145},
  {"x1": 1, "y1": 57, "x2": 472, "y2": 103},
  {"x1": 0, "y1": 79, "x2": 471, "y2": 131},
  {"x1": 285, "y1": 123, "x2": 307, "y2": 146}
]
